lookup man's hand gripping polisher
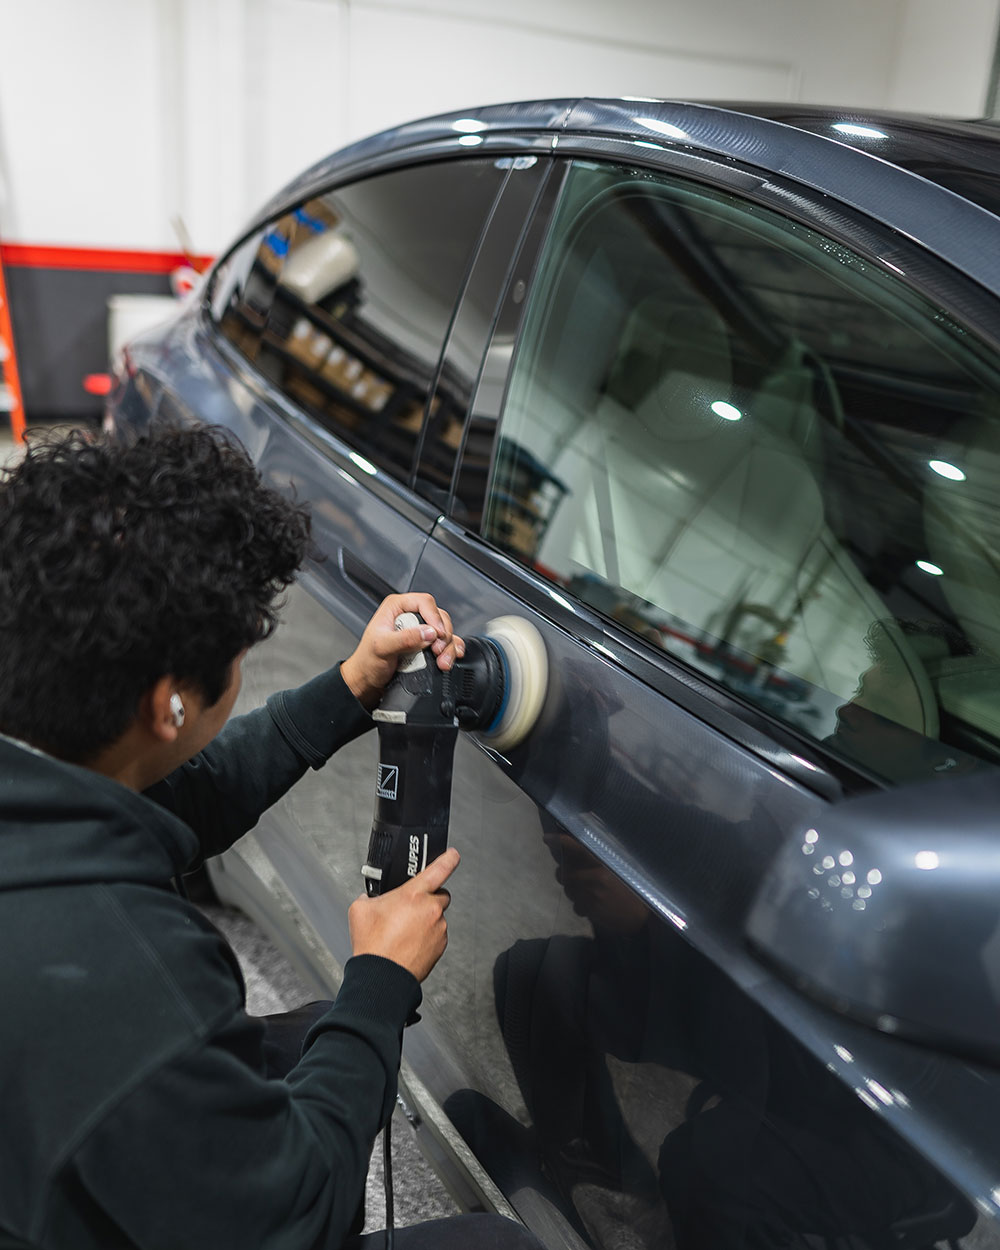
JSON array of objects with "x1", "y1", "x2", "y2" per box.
[{"x1": 362, "y1": 613, "x2": 548, "y2": 896}]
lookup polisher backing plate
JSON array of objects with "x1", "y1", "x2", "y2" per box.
[{"x1": 481, "y1": 616, "x2": 548, "y2": 753}]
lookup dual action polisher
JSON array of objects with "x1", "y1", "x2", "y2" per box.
[{"x1": 362, "y1": 612, "x2": 548, "y2": 896}]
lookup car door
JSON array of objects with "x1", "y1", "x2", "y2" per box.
[
  {"x1": 197, "y1": 153, "x2": 545, "y2": 975},
  {"x1": 408, "y1": 148, "x2": 1000, "y2": 1250}
]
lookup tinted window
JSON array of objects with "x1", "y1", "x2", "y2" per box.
[
  {"x1": 485, "y1": 160, "x2": 1000, "y2": 784},
  {"x1": 210, "y1": 159, "x2": 506, "y2": 481}
]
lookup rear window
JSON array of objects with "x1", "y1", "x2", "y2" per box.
[{"x1": 209, "y1": 158, "x2": 506, "y2": 483}]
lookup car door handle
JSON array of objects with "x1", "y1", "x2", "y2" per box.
[{"x1": 340, "y1": 548, "x2": 396, "y2": 604}]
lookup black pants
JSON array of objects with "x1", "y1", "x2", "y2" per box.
[{"x1": 262, "y1": 1005, "x2": 544, "y2": 1250}]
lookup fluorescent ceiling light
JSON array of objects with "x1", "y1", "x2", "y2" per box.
[
  {"x1": 928, "y1": 459, "x2": 966, "y2": 481},
  {"x1": 916, "y1": 559, "x2": 944, "y2": 576}
]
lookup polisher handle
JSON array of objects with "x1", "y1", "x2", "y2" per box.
[{"x1": 363, "y1": 722, "x2": 457, "y2": 895}]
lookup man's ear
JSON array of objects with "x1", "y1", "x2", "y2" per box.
[{"x1": 145, "y1": 676, "x2": 184, "y2": 744}]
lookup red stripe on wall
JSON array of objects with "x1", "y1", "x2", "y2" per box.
[{"x1": 0, "y1": 243, "x2": 214, "y2": 274}]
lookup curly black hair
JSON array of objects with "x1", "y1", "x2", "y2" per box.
[{"x1": 0, "y1": 423, "x2": 311, "y2": 763}]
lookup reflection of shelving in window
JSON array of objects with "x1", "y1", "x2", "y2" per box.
[
  {"x1": 218, "y1": 255, "x2": 280, "y2": 351},
  {"x1": 217, "y1": 302, "x2": 263, "y2": 359},
  {"x1": 415, "y1": 358, "x2": 475, "y2": 503},
  {"x1": 488, "y1": 441, "x2": 568, "y2": 562},
  {"x1": 218, "y1": 162, "x2": 499, "y2": 486},
  {"x1": 450, "y1": 415, "x2": 503, "y2": 527},
  {"x1": 258, "y1": 275, "x2": 443, "y2": 476},
  {"x1": 259, "y1": 222, "x2": 292, "y2": 274}
]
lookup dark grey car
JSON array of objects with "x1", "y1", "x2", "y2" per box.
[{"x1": 109, "y1": 98, "x2": 1000, "y2": 1249}]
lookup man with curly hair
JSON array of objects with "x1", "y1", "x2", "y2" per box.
[{"x1": 0, "y1": 425, "x2": 537, "y2": 1250}]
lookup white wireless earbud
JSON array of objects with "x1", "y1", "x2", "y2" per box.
[{"x1": 169, "y1": 694, "x2": 186, "y2": 728}]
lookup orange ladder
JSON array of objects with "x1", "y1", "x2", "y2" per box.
[{"x1": 0, "y1": 241, "x2": 25, "y2": 442}]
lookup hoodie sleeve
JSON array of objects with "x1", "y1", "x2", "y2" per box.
[
  {"x1": 42, "y1": 955, "x2": 420, "y2": 1250},
  {"x1": 145, "y1": 664, "x2": 374, "y2": 862}
]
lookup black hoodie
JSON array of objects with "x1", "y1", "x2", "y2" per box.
[{"x1": 0, "y1": 665, "x2": 421, "y2": 1250}]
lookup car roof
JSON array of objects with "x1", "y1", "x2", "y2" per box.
[
  {"x1": 252, "y1": 98, "x2": 1000, "y2": 302},
  {"x1": 718, "y1": 101, "x2": 1000, "y2": 217}
]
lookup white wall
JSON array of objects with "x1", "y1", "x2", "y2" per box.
[
  {"x1": 0, "y1": 0, "x2": 998, "y2": 255},
  {"x1": 887, "y1": 0, "x2": 1000, "y2": 114}
]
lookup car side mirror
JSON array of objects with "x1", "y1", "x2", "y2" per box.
[{"x1": 746, "y1": 769, "x2": 1000, "y2": 1063}]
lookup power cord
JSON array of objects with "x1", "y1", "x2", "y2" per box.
[
  {"x1": 384, "y1": 1014, "x2": 419, "y2": 1250},
  {"x1": 383, "y1": 1113, "x2": 394, "y2": 1250}
]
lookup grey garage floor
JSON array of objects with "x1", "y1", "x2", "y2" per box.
[{"x1": 201, "y1": 902, "x2": 460, "y2": 1236}]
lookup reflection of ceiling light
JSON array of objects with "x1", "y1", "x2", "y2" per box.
[
  {"x1": 549, "y1": 589, "x2": 574, "y2": 613},
  {"x1": 928, "y1": 459, "x2": 966, "y2": 481},
  {"x1": 452, "y1": 117, "x2": 487, "y2": 132},
  {"x1": 916, "y1": 559, "x2": 944, "y2": 576},
  {"x1": 457, "y1": 134, "x2": 483, "y2": 146},
  {"x1": 634, "y1": 117, "x2": 688, "y2": 140},
  {"x1": 866, "y1": 1079, "x2": 894, "y2": 1106},
  {"x1": 832, "y1": 122, "x2": 888, "y2": 140},
  {"x1": 711, "y1": 400, "x2": 742, "y2": 421},
  {"x1": 349, "y1": 451, "x2": 377, "y2": 476},
  {"x1": 914, "y1": 850, "x2": 940, "y2": 870}
]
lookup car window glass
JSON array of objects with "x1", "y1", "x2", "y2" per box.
[
  {"x1": 210, "y1": 159, "x2": 505, "y2": 482},
  {"x1": 484, "y1": 160, "x2": 1000, "y2": 784}
]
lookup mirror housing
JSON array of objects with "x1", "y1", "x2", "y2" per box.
[{"x1": 747, "y1": 769, "x2": 1000, "y2": 1062}]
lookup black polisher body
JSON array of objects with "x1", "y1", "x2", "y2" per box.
[{"x1": 362, "y1": 617, "x2": 506, "y2": 896}]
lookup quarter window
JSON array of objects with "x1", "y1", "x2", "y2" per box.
[
  {"x1": 485, "y1": 160, "x2": 1000, "y2": 783},
  {"x1": 210, "y1": 159, "x2": 506, "y2": 481}
]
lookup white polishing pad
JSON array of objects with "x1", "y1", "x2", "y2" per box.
[{"x1": 481, "y1": 616, "x2": 548, "y2": 752}]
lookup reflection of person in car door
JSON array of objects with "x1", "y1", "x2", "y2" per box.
[
  {"x1": 830, "y1": 617, "x2": 980, "y2": 782},
  {"x1": 0, "y1": 425, "x2": 541, "y2": 1250},
  {"x1": 493, "y1": 831, "x2": 974, "y2": 1250}
]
